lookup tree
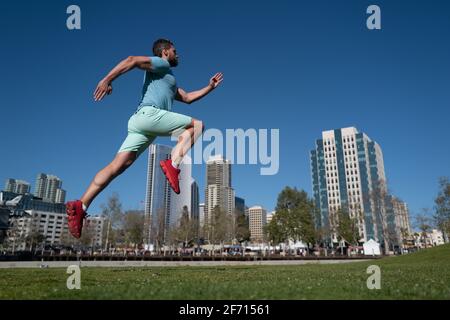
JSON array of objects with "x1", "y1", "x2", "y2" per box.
[
  {"x1": 296, "y1": 200, "x2": 317, "y2": 247},
  {"x1": 268, "y1": 187, "x2": 317, "y2": 252},
  {"x1": 415, "y1": 210, "x2": 433, "y2": 248},
  {"x1": 335, "y1": 208, "x2": 360, "y2": 247},
  {"x1": 60, "y1": 228, "x2": 77, "y2": 250},
  {"x1": 78, "y1": 221, "x2": 96, "y2": 248},
  {"x1": 123, "y1": 210, "x2": 145, "y2": 248},
  {"x1": 100, "y1": 192, "x2": 124, "y2": 251},
  {"x1": 434, "y1": 177, "x2": 450, "y2": 242},
  {"x1": 25, "y1": 229, "x2": 45, "y2": 253},
  {"x1": 264, "y1": 210, "x2": 288, "y2": 244},
  {"x1": 6, "y1": 218, "x2": 26, "y2": 254},
  {"x1": 59, "y1": 221, "x2": 96, "y2": 253},
  {"x1": 150, "y1": 207, "x2": 167, "y2": 251},
  {"x1": 169, "y1": 206, "x2": 198, "y2": 249},
  {"x1": 233, "y1": 211, "x2": 250, "y2": 243},
  {"x1": 206, "y1": 205, "x2": 232, "y2": 245},
  {"x1": 367, "y1": 180, "x2": 392, "y2": 254}
]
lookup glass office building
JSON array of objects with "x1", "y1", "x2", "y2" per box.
[
  {"x1": 144, "y1": 144, "x2": 194, "y2": 246},
  {"x1": 310, "y1": 127, "x2": 394, "y2": 245}
]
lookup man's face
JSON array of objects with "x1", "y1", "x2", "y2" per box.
[{"x1": 165, "y1": 46, "x2": 179, "y2": 67}]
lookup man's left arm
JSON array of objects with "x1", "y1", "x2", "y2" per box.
[{"x1": 176, "y1": 72, "x2": 223, "y2": 104}]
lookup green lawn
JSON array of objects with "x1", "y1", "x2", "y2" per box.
[{"x1": 1, "y1": 244, "x2": 449, "y2": 299}]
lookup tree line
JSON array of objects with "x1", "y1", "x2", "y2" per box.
[
  {"x1": 3, "y1": 176, "x2": 448, "y2": 254},
  {"x1": 264, "y1": 177, "x2": 450, "y2": 254}
]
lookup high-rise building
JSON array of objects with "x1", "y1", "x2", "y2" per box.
[
  {"x1": 4, "y1": 179, "x2": 30, "y2": 194},
  {"x1": 169, "y1": 160, "x2": 193, "y2": 228},
  {"x1": 4, "y1": 179, "x2": 15, "y2": 193},
  {"x1": 389, "y1": 197, "x2": 411, "y2": 246},
  {"x1": 234, "y1": 196, "x2": 245, "y2": 217},
  {"x1": 233, "y1": 196, "x2": 246, "y2": 237},
  {"x1": 16, "y1": 181, "x2": 31, "y2": 194},
  {"x1": 198, "y1": 203, "x2": 205, "y2": 231},
  {"x1": 34, "y1": 174, "x2": 47, "y2": 199},
  {"x1": 204, "y1": 155, "x2": 235, "y2": 227},
  {"x1": 55, "y1": 188, "x2": 66, "y2": 204},
  {"x1": 310, "y1": 127, "x2": 393, "y2": 245},
  {"x1": 190, "y1": 180, "x2": 199, "y2": 229},
  {"x1": 143, "y1": 144, "x2": 194, "y2": 246},
  {"x1": 34, "y1": 174, "x2": 66, "y2": 203},
  {"x1": 45, "y1": 175, "x2": 62, "y2": 203},
  {"x1": 144, "y1": 144, "x2": 170, "y2": 245},
  {"x1": 392, "y1": 198, "x2": 411, "y2": 235},
  {"x1": 248, "y1": 205, "x2": 267, "y2": 242}
]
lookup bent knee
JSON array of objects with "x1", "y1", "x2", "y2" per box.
[{"x1": 191, "y1": 119, "x2": 205, "y2": 133}]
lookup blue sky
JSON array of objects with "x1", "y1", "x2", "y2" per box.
[{"x1": 1, "y1": 0, "x2": 449, "y2": 224}]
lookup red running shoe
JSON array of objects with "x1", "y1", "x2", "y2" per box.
[
  {"x1": 66, "y1": 200, "x2": 87, "y2": 239},
  {"x1": 160, "y1": 159, "x2": 181, "y2": 194}
]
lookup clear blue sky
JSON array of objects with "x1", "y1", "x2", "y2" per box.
[{"x1": 1, "y1": 0, "x2": 449, "y2": 223}]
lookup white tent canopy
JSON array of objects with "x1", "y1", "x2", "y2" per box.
[{"x1": 363, "y1": 239, "x2": 381, "y2": 256}]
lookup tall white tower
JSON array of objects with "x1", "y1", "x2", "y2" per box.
[{"x1": 204, "y1": 155, "x2": 235, "y2": 226}]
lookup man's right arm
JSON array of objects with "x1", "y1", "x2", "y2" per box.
[{"x1": 93, "y1": 56, "x2": 152, "y2": 101}]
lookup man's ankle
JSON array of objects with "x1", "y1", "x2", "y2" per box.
[{"x1": 171, "y1": 159, "x2": 179, "y2": 169}]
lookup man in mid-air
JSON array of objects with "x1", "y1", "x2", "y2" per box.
[{"x1": 65, "y1": 38, "x2": 223, "y2": 238}]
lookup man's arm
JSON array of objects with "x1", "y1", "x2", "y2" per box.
[
  {"x1": 175, "y1": 72, "x2": 224, "y2": 104},
  {"x1": 93, "y1": 56, "x2": 152, "y2": 101}
]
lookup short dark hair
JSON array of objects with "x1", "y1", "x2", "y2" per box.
[{"x1": 152, "y1": 39, "x2": 174, "y2": 57}]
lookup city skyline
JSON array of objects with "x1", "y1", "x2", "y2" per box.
[
  {"x1": 1, "y1": 1, "x2": 449, "y2": 223},
  {"x1": 0, "y1": 126, "x2": 434, "y2": 230},
  {"x1": 4, "y1": 174, "x2": 66, "y2": 204}
]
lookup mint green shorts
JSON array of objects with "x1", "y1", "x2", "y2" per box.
[{"x1": 118, "y1": 106, "x2": 192, "y2": 157}]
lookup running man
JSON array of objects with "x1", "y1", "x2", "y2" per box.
[{"x1": 65, "y1": 38, "x2": 223, "y2": 238}]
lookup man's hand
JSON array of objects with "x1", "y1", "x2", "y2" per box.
[
  {"x1": 94, "y1": 79, "x2": 113, "y2": 101},
  {"x1": 209, "y1": 72, "x2": 224, "y2": 90}
]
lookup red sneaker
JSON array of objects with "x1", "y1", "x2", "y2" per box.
[
  {"x1": 66, "y1": 200, "x2": 87, "y2": 239},
  {"x1": 160, "y1": 159, "x2": 181, "y2": 194}
]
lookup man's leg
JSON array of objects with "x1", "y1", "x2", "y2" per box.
[
  {"x1": 66, "y1": 111, "x2": 155, "y2": 238},
  {"x1": 158, "y1": 118, "x2": 204, "y2": 194},
  {"x1": 80, "y1": 151, "x2": 137, "y2": 208},
  {"x1": 171, "y1": 118, "x2": 205, "y2": 166},
  {"x1": 66, "y1": 151, "x2": 137, "y2": 239}
]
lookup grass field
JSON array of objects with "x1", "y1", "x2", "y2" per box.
[{"x1": 1, "y1": 244, "x2": 449, "y2": 300}]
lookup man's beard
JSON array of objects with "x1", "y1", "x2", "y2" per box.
[{"x1": 169, "y1": 58, "x2": 178, "y2": 67}]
